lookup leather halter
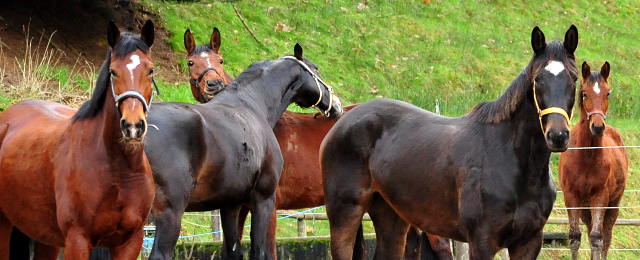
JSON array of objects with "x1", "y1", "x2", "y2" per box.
[
  {"x1": 282, "y1": 56, "x2": 335, "y2": 117},
  {"x1": 533, "y1": 81, "x2": 571, "y2": 134},
  {"x1": 111, "y1": 75, "x2": 160, "y2": 115},
  {"x1": 190, "y1": 67, "x2": 226, "y2": 102},
  {"x1": 586, "y1": 109, "x2": 606, "y2": 121}
]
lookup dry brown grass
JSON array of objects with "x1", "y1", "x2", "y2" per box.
[{"x1": 7, "y1": 26, "x2": 92, "y2": 108}]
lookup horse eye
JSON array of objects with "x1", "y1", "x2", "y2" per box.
[
  {"x1": 188, "y1": 61, "x2": 194, "y2": 66},
  {"x1": 148, "y1": 69, "x2": 154, "y2": 76},
  {"x1": 110, "y1": 70, "x2": 118, "y2": 77},
  {"x1": 607, "y1": 92, "x2": 611, "y2": 97},
  {"x1": 220, "y1": 59, "x2": 224, "y2": 65},
  {"x1": 582, "y1": 92, "x2": 587, "y2": 99}
]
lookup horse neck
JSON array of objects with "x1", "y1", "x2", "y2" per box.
[
  {"x1": 509, "y1": 80, "x2": 553, "y2": 180},
  {"x1": 73, "y1": 89, "x2": 145, "y2": 167},
  {"x1": 221, "y1": 60, "x2": 302, "y2": 127}
]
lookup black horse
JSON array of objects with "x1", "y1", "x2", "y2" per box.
[
  {"x1": 146, "y1": 43, "x2": 342, "y2": 260},
  {"x1": 321, "y1": 25, "x2": 578, "y2": 259}
]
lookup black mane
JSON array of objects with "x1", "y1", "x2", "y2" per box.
[
  {"x1": 470, "y1": 41, "x2": 576, "y2": 123},
  {"x1": 73, "y1": 33, "x2": 150, "y2": 121}
]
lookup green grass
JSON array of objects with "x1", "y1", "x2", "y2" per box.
[{"x1": 143, "y1": 0, "x2": 640, "y2": 119}]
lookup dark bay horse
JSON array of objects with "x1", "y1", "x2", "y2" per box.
[
  {"x1": 146, "y1": 43, "x2": 343, "y2": 260},
  {"x1": 321, "y1": 25, "x2": 579, "y2": 259},
  {"x1": 558, "y1": 61, "x2": 628, "y2": 260},
  {"x1": 181, "y1": 29, "x2": 452, "y2": 260},
  {"x1": 0, "y1": 20, "x2": 157, "y2": 259}
]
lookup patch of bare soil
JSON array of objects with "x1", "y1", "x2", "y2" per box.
[{"x1": 0, "y1": 0, "x2": 181, "y2": 89}]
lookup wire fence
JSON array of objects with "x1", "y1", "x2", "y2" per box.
[{"x1": 155, "y1": 144, "x2": 640, "y2": 257}]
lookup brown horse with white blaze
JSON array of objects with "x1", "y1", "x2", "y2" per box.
[
  {"x1": 0, "y1": 20, "x2": 157, "y2": 259},
  {"x1": 559, "y1": 61, "x2": 628, "y2": 260}
]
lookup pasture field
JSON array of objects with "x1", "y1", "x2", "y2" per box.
[{"x1": 1, "y1": 0, "x2": 640, "y2": 259}]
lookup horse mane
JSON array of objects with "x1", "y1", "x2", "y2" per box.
[
  {"x1": 469, "y1": 41, "x2": 575, "y2": 123},
  {"x1": 73, "y1": 33, "x2": 150, "y2": 121},
  {"x1": 219, "y1": 59, "x2": 273, "y2": 93}
]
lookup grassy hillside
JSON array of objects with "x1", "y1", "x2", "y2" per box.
[
  {"x1": 141, "y1": 0, "x2": 640, "y2": 259},
  {"x1": 143, "y1": 0, "x2": 640, "y2": 119}
]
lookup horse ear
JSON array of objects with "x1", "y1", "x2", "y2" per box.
[
  {"x1": 211, "y1": 27, "x2": 221, "y2": 54},
  {"x1": 107, "y1": 21, "x2": 121, "y2": 49},
  {"x1": 581, "y1": 61, "x2": 591, "y2": 80},
  {"x1": 294, "y1": 43, "x2": 303, "y2": 61},
  {"x1": 140, "y1": 20, "x2": 155, "y2": 48},
  {"x1": 184, "y1": 29, "x2": 196, "y2": 54},
  {"x1": 563, "y1": 25, "x2": 578, "y2": 55},
  {"x1": 601, "y1": 61, "x2": 610, "y2": 82},
  {"x1": 531, "y1": 26, "x2": 546, "y2": 55}
]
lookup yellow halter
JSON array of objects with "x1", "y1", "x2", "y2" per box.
[
  {"x1": 533, "y1": 81, "x2": 571, "y2": 134},
  {"x1": 282, "y1": 56, "x2": 334, "y2": 117}
]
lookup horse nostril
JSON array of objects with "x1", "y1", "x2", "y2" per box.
[
  {"x1": 136, "y1": 120, "x2": 146, "y2": 135},
  {"x1": 206, "y1": 80, "x2": 216, "y2": 87}
]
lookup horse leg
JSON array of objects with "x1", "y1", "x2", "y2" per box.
[
  {"x1": 588, "y1": 195, "x2": 608, "y2": 260},
  {"x1": 564, "y1": 194, "x2": 582, "y2": 260},
  {"x1": 109, "y1": 228, "x2": 145, "y2": 260},
  {"x1": 33, "y1": 242, "x2": 61, "y2": 260},
  {"x1": 467, "y1": 226, "x2": 500, "y2": 260},
  {"x1": 0, "y1": 212, "x2": 13, "y2": 260},
  {"x1": 426, "y1": 234, "x2": 453, "y2": 260},
  {"x1": 368, "y1": 194, "x2": 410, "y2": 260},
  {"x1": 220, "y1": 205, "x2": 243, "y2": 260},
  {"x1": 507, "y1": 231, "x2": 543, "y2": 260},
  {"x1": 63, "y1": 227, "x2": 93, "y2": 260},
  {"x1": 601, "y1": 205, "x2": 620, "y2": 259},
  {"x1": 403, "y1": 226, "x2": 421, "y2": 260},
  {"x1": 148, "y1": 206, "x2": 185, "y2": 260},
  {"x1": 248, "y1": 188, "x2": 276, "y2": 260},
  {"x1": 266, "y1": 206, "x2": 278, "y2": 260},
  {"x1": 238, "y1": 204, "x2": 250, "y2": 238}
]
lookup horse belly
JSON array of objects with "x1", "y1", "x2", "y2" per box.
[{"x1": 370, "y1": 160, "x2": 462, "y2": 240}]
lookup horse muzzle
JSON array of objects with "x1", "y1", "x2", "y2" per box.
[
  {"x1": 545, "y1": 125, "x2": 570, "y2": 152},
  {"x1": 120, "y1": 118, "x2": 147, "y2": 143}
]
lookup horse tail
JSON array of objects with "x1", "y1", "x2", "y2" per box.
[{"x1": 352, "y1": 223, "x2": 366, "y2": 260}]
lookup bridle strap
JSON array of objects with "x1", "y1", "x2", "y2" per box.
[
  {"x1": 190, "y1": 67, "x2": 225, "y2": 102},
  {"x1": 111, "y1": 75, "x2": 158, "y2": 114},
  {"x1": 586, "y1": 109, "x2": 606, "y2": 120},
  {"x1": 533, "y1": 82, "x2": 571, "y2": 134},
  {"x1": 282, "y1": 56, "x2": 334, "y2": 117}
]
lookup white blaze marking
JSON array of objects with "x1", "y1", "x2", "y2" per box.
[
  {"x1": 593, "y1": 82, "x2": 601, "y2": 94},
  {"x1": 545, "y1": 60, "x2": 565, "y2": 76},
  {"x1": 126, "y1": 55, "x2": 141, "y2": 84},
  {"x1": 200, "y1": 52, "x2": 212, "y2": 68}
]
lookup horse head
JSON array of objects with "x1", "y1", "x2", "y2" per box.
[
  {"x1": 530, "y1": 25, "x2": 578, "y2": 152},
  {"x1": 184, "y1": 28, "x2": 231, "y2": 103},
  {"x1": 284, "y1": 43, "x2": 343, "y2": 118},
  {"x1": 580, "y1": 61, "x2": 611, "y2": 137},
  {"x1": 107, "y1": 20, "x2": 156, "y2": 143}
]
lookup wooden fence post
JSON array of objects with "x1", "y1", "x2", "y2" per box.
[
  {"x1": 211, "y1": 210, "x2": 223, "y2": 241},
  {"x1": 297, "y1": 217, "x2": 307, "y2": 237},
  {"x1": 453, "y1": 241, "x2": 469, "y2": 260}
]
